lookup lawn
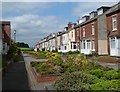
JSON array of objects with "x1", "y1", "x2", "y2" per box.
[
  {"x1": 20, "y1": 48, "x2": 34, "y2": 52},
  {"x1": 97, "y1": 56, "x2": 119, "y2": 61}
]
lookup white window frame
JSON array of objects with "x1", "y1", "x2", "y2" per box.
[
  {"x1": 86, "y1": 40, "x2": 91, "y2": 49},
  {"x1": 112, "y1": 16, "x2": 117, "y2": 31},
  {"x1": 91, "y1": 24, "x2": 95, "y2": 35},
  {"x1": 83, "y1": 28, "x2": 86, "y2": 37}
]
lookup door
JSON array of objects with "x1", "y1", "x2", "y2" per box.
[
  {"x1": 117, "y1": 37, "x2": 120, "y2": 56},
  {"x1": 110, "y1": 37, "x2": 116, "y2": 56}
]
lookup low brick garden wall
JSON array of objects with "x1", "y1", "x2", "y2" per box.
[{"x1": 30, "y1": 65, "x2": 61, "y2": 83}]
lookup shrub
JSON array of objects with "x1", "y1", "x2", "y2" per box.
[
  {"x1": 7, "y1": 41, "x2": 21, "y2": 62},
  {"x1": 86, "y1": 52, "x2": 98, "y2": 57},
  {"x1": 88, "y1": 69, "x2": 104, "y2": 78},
  {"x1": 42, "y1": 48, "x2": 45, "y2": 51},
  {"x1": 67, "y1": 50, "x2": 80, "y2": 54},
  {"x1": 54, "y1": 72, "x2": 98, "y2": 90},
  {"x1": 103, "y1": 69, "x2": 120, "y2": 80},
  {"x1": 85, "y1": 79, "x2": 120, "y2": 91}
]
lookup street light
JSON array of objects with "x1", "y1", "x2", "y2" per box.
[{"x1": 14, "y1": 30, "x2": 16, "y2": 43}]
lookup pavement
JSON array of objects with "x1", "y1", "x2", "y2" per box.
[
  {"x1": 88, "y1": 59, "x2": 120, "y2": 69},
  {"x1": 2, "y1": 53, "x2": 30, "y2": 91}
]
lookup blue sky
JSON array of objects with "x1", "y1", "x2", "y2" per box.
[{"x1": 2, "y1": 2, "x2": 118, "y2": 47}]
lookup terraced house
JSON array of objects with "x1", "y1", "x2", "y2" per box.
[
  {"x1": 35, "y1": 2, "x2": 120, "y2": 57},
  {"x1": 0, "y1": 21, "x2": 11, "y2": 54},
  {"x1": 106, "y1": 2, "x2": 120, "y2": 56}
]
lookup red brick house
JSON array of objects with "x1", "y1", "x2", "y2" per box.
[
  {"x1": 106, "y1": 2, "x2": 120, "y2": 56},
  {"x1": 0, "y1": 21, "x2": 11, "y2": 54},
  {"x1": 80, "y1": 15, "x2": 98, "y2": 54}
]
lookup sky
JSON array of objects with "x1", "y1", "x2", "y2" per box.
[{"x1": 1, "y1": 1, "x2": 118, "y2": 47}]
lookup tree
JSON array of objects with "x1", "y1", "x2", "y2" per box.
[{"x1": 16, "y1": 42, "x2": 29, "y2": 48}]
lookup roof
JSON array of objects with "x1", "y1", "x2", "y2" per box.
[
  {"x1": 97, "y1": 6, "x2": 111, "y2": 11},
  {"x1": 80, "y1": 16, "x2": 97, "y2": 26},
  {"x1": 0, "y1": 21, "x2": 10, "y2": 25},
  {"x1": 106, "y1": 2, "x2": 120, "y2": 16}
]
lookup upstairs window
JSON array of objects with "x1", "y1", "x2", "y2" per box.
[
  {"x1": 72, "y1": 32, "x2": 73, "y2": 38},
  {"x1": 91, "y1": 24, "x2": 95, "y2": 35},
  {"x1": 83, "y1": 28, "x2": 86, "y2": 37},
  {"x1": 112, "y1": 16, "x2": 117, "y2": 30}
]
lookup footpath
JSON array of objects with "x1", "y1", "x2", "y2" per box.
[{"x1": 2, "y1": 53, "x2": 30, "y2": 91}]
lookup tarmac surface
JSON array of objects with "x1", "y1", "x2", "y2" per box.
[{"x1": 2, "y1": 53, "x2": 30, "y2": 91}]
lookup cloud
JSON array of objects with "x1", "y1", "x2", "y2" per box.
[
  {"x1": 2, "y1": 2, "x2": 52, "y2": 16},
  {"x1": 3, "y1": 15, "x2": 67, "y2": 47},
  {"x1": 72, "y1": 2, "x2": 117, "y2": 17}
]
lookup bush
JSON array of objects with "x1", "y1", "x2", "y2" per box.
[
  {"x1": 42, "y1": 48, "x2": 45, "y2": 51},
  {"x1": 88, "y1": 69, "x2": 104, "y2": 78},
  {"x1": 7, "y1": 41, "x2": 21, "y2": 62},
  {"x1": 86, "y1": 52, "x2": 98, "y2": 57},
  {"x1": 103, "y1": 69, "x2": 120, "y2": 80},
  {"x1": 52, "y1": 48, "x2": 58, "y2": 53},
  {"x1": 67, "y1": 50, "x2": 80, "y2": 54},
  {"x1": 54, "y1": 72, "x2": 98, "y2": 91},
  {"x1": 85, "y1": 79, "x2": 120, "y2": 91}
]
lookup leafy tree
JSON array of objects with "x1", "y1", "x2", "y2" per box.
[{"x1": 16, "y1": 42, "x2": 29, "y2": 48}]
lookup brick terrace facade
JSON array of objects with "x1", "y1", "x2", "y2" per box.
[
  {"x1": 35, "y1": 2, "x2": 120, "y2": 56},
  {"x1": 0, "y1": 21, "x2": 11, "y2": 54}
]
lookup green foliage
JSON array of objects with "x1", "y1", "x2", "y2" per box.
[
  {"x1": 54, "y1": 69, "x2": 120, "y2": 91},
  {"x1": 7, "y1": 40, "x2": 21, "y2": 62},
  {"x1": 86, "y1": 52, "x2": 98, "y2": 57},
  {"x1": 54, "y1": 72, "x2": 98, "y2": 90},
  {"x1": 88, "y1": 69, "x2": 104, "y2": 78},
  {"x1": 2, "y1": 55, "x2": 8, "y2": 68},
  {"x1": 85, "y1": 79, "x2": 120, "y2": 91},
  {"x1": 42, "y1": 48, "x2": 45, "y2": 51},
  {"x1": 103, "y1": 69, "x2": 120, "y2": 80},
  {"x1": 67, "y1": 50, "x2": 80, "y2": 54},
  {"x1": 16, "y1": 42, "x2": 29, "y2": 48},
  {"x1": 20, "y1": 48, "x2": 34, "y2": 51},
  {"x1": 52, "y1": 48, "x2": 58, "y2": 53}
]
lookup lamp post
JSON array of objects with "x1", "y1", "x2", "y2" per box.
[{"x1": 14, "y1": 30, "x2": 16, "y2": 43}]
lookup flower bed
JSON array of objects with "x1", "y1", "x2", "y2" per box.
[
  {"x1": 54, "y1": 69, "x2": 120, "y2": 91},
  {"x1": 30, "y1": 65, "x2": 61, "y2": 82}
]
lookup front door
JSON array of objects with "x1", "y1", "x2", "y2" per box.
[{"x1": 110, "y1": 37, "x2": 116, "y2": 56}]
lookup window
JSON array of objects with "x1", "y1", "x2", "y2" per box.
[
  {"x1": 97, "y1": 9, "x2": 103, "y2": 15},
  {"x1": 111, "y1": 37, "x2": 115, "y2": 48},
  {"x1": 73, "y1": 45, "x2": 76, "y2": 49},
  {"x1": 82, "y1": 40, "x2": 86, "y2": 49},
  {"x1": 2, "y1": 24, "x2": 6, "y2": 31},
  {"x1": 3, "y1": 42, "x2": 5, "y2": 50},
  {"x1": 77, "y1": 30, "x2": 79, "y2": 36},
  {"x1": 65, "y1": 46, "x2": 67, "y2": 50},
  {"x1": 112, "y1": 16, "x2": 117, "y2": 30},
  {"x1": 91, "y1": 24, "x2": 95, "y2": 35},
  {"x1": 83, "y1": 28, "x2": 85, "y2": 37},
  {"x1": 87, "y1": 40, "x2": 91, "y2": 49},
  {"x1": 92, "y1": 40, "x2": 95, "y2": 50},
  {"x1": 72, "y1": 32, "x2": 73, "y2": 38}
]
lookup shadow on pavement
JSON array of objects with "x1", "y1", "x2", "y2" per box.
[{"x1": 2, "y1": 53, "x2": 31, "y2": 91}]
